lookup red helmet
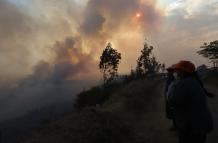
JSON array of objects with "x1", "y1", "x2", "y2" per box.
[
  {"x1": 166, "y1": 64, "x2": 176, "y2": 71},
  {"x1": 167, "y1": 61, "x2": 196, "y2": 74}
]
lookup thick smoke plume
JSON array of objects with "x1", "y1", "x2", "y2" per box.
[
  {"x1": 79, "y1": 0, "x2": 163, "y2": 71},
  {"x1": 0, "y1": 37, "x2": 98, "y2": 121},
  {"x1": 52, "y1": 37, "x2": 97, "y2": 80},
  {"x1": 0, "y1": 0, "x2": 163, "y2": 120},
  {"x1": 81, "y1": 0, "x2": 162, "y2": 36},
  {"x1": 0, "y1": 0, "x2": 163, "y2": 83}
]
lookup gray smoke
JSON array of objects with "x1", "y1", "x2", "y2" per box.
[
  {"x1": 0, "y1": 37, "x2": 98, "y2": 121},
  {"x1": 0, "y1": 0, "x2": 36, "y2": 83},
  {"x1": 0, "y1": 0, "x2": 162, "y2": 121},
  {"x1": 80, "y1": 0, "x2": 162, "y2": 36}
]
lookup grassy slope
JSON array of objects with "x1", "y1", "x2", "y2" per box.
[
  {"x1": 22, "y1": 77, "x2": 179, "y2": 143},
  {"x1": 24, "y1": 72, "x2": 218, "y2": 143},
  {"x1": 23, "y1": 78, "x2": 175, "y2": 143}
]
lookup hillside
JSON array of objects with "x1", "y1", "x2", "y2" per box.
[
  {"x1": 22, "y1": 78, "x2": 174, "y2": 143},
  {"x1": 23, "y1": 73, "x2": 218, "y2": 143}
]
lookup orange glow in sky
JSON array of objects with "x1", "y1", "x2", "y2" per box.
[{"x1": 136, "y1": 13, "x2": 141, "y2": 18}]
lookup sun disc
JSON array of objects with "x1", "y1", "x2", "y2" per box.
[{"x1": 136, "y1": 13, "x2": 141, "y2": 18}]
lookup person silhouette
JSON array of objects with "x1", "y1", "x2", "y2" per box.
[
  {"x1": 167, "y1": 61, "x2": 213, "y2": 143},
  {"x1": 164, "y1": 65, "x2": 176, "y2": 131}
]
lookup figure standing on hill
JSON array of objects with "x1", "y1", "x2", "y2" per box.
[
  {"x1": 167, "y1": 61, "x2": 213, "y2": 143},
  {"x1": 164, "y1": 66, "x2": 176, "y2": 131}
]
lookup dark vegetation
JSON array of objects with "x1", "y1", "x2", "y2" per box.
[
  {"x1": 198, "y1": 40, "x2": 218, "y2": 70},
  {"x1": 74, "y1": 83, "x2": 123, "y2": 110},
  {"x1": 34, "y1": 110, "x2": 134, "y2": 143},
  {"x1": 136, "y1": 41, "x2": 164, "y2": 77},
  {"x1": 99, "y1": 43, "x2": 121, "y2": 85},
  {"x1": 203, "y1": 70, "x2": 218, "y2": 86}
]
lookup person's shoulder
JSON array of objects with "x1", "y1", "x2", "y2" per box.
[
  {"x1": 183, "y1": 77, "x2": 198, "y2": 84},
  {"x1": 182, "y1": 77, "x2": 201, "y2": 88}
]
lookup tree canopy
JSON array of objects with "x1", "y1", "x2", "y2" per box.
[
  {"x1": 136, "y1": 41, "x2": 162, "y2": 77},
  {"x1": 198, "y1": 40, "x2": 218, "y2": 69},
  {"x1": 99, "y1": 43, "x2": 121, "y2": 85}
]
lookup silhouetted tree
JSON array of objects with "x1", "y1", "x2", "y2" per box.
[
  {"x1": 99, "y1": 43, "x2": 121, "y2": 85},
  {"x1": 198, "y1": 40, "x2": 218, "y2": 69},
  {"x1": 136, "y1": 41, "x2": 161, "y2": 77}
]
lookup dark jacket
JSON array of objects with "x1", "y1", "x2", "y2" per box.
[
  {"x1": 164, "y1": 72, "x2": 175, "y2": 119},
  {"x1": 167, "y1": 77, "x2": 213, "y2": 133}
]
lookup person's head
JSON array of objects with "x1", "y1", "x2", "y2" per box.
[
  {"x1": 166, "y1": 64, "x2": 175, "y2": 73},
  {"x1": 167, "y1": 61, "x2": 196, "y2": 80}
]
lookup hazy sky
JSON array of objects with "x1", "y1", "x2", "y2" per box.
[{"x1": 1, "y1": 0, "x2": 218, "y2": 83}]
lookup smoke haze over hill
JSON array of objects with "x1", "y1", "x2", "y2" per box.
[{"x1": 1, "y1": 0, "x2": 218, "y2": 122}]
